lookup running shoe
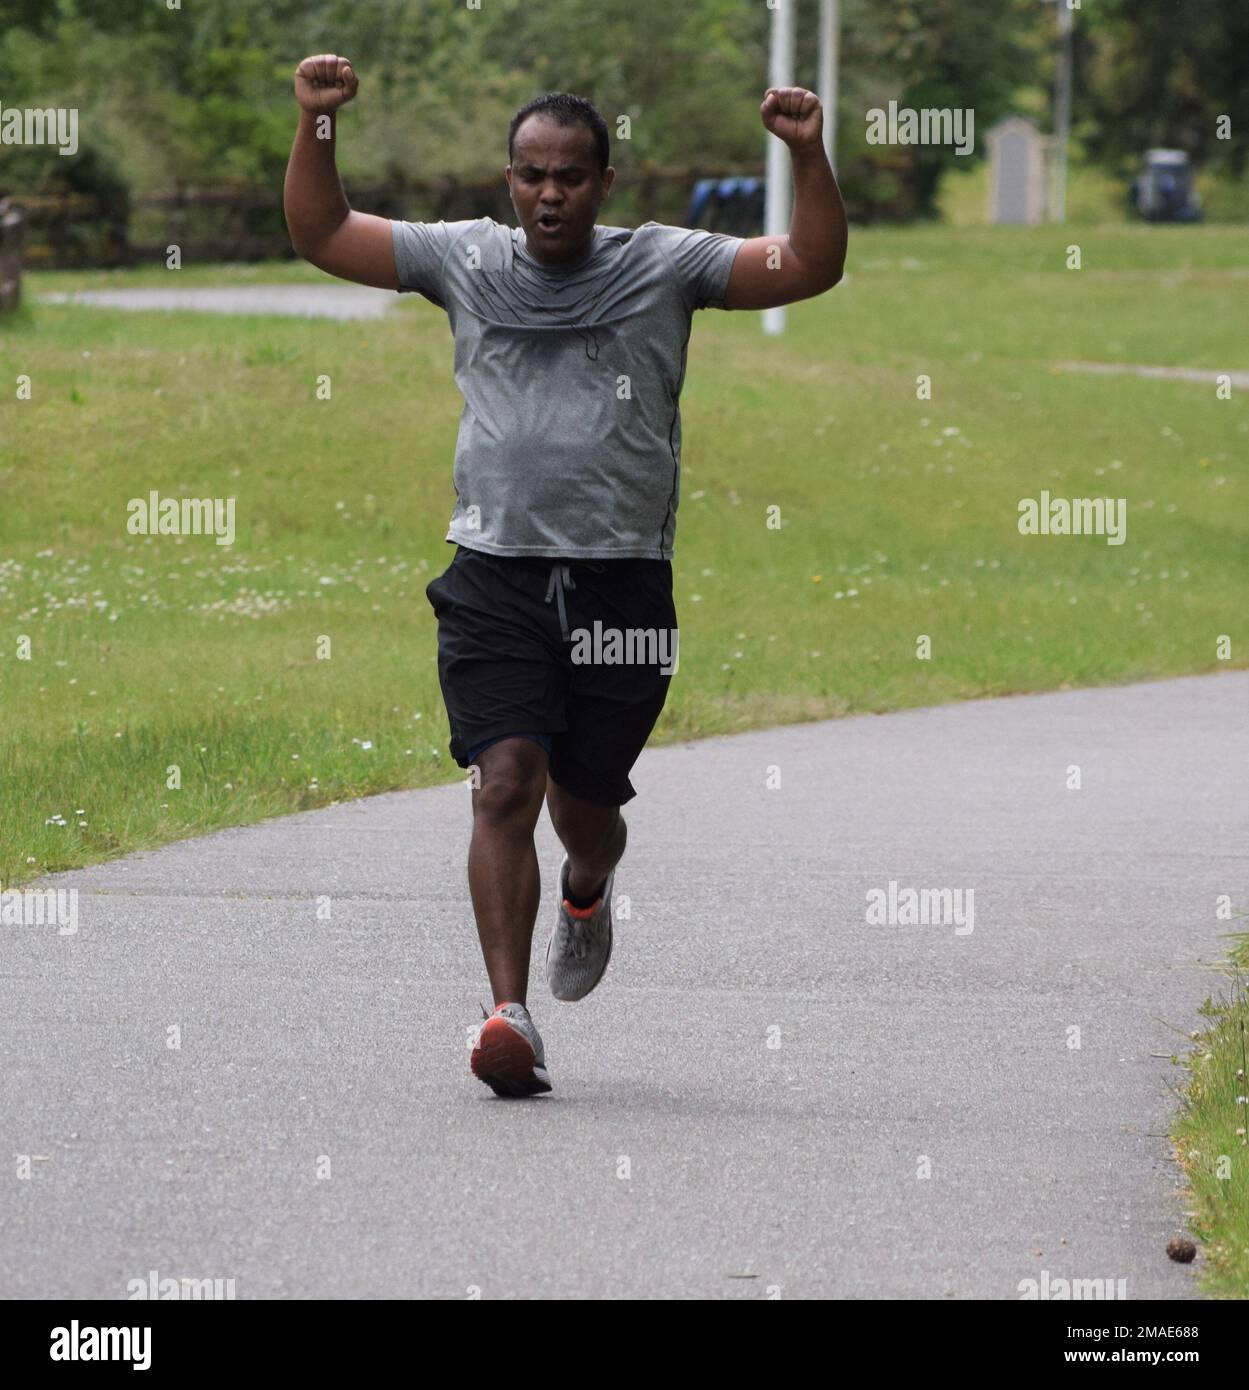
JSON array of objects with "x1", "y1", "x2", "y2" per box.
[
  {"x1": 469, "y1": 1001, "x2": 552, "y2": 1097},
  {"x1": 544, "y1": 855, "x2": 616, "y2": 1002}
]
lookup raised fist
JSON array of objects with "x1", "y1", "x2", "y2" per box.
[
  {"x1": 761, "y1": 87, "x2": 823, "y2": 151},
  {"x1": 293, "y1": 54, "x2": 358, "y2": 115}
]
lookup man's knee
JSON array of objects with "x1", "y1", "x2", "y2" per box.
[{"x1": 472, "y1": 742, "x2": 547, "y2": 829}]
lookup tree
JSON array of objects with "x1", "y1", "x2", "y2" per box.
[{"x1": 1083, "y1": 0, "x2": 1249, "y2": 174}]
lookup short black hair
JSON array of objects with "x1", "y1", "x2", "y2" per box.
[{"x1": 508, "y1": 93, "x2": 610, "y2": 174}]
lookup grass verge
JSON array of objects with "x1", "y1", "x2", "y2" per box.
[{"x1": 1172, "y1": 929, "x2": 1249, "y2": 1297}]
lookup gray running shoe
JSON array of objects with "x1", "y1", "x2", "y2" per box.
[
  {"x1": 469, "y1": 1002, "x2": 552, "y2": 1097},
  {"x1": 544, "y1": 855, "x2": 616, "y2": 1002}
]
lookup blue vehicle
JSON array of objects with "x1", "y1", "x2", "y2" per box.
[
  {"x1": 1129, "y1": 149, "x2": 1202, "y2": 223},
  {"x1": 686, "y1": 176, "x2": 765, "y2": 236}
]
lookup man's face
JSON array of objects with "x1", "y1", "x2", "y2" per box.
[{"x1": 506, "y1": 114, "x2": 614, "y2": 266}]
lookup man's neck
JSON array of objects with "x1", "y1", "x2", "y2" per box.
[{"x1": 521, "y1": 226, "x2": 596, "y2": 270}]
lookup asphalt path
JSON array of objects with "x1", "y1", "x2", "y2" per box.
[
  {"x1": 36, "y1": 285, "x2": 396, "y2": 319},
  {"x1": 5, "y1": 672, "x2": 1245, "y2": 1299}
]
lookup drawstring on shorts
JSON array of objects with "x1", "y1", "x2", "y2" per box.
[
  {"x1": 544, "y1": 561, "x2": 606, "y2": 641},
  {"x1": 544, "y1": 563, "x2": 576, "y2": 641}
]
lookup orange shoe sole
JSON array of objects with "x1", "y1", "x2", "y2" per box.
[{"x1": 470, "y1": 1015, "x2": 552, "y2": 1097}]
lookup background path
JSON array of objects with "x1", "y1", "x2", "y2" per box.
[
  {"x1": 35, "y1": 285, "x2": 396, "y2": 319},
  {"x1": 1055, "y1": 360, "x2": 1249, "y2": 388},
  {"x1": 5, "y1": 672, "x2": 1245, "y2": 1298}
]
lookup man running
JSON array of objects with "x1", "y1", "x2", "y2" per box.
[{"x1": 283, "y1": 55, "x2": 846, "y2": 1096}]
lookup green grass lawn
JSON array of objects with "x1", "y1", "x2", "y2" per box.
[
  {"x1": 1, "y1": 223, "x2": 1245, "y2": 886},
  {"x1": 1173, "y1": 931, "x2": 1249, "y2": 1298}
]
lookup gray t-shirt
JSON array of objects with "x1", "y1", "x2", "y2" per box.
[{"x1": 390, "y1": 216, "x2": 743, "y2": 559}]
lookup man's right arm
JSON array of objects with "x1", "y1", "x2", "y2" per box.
[{"x1": 282, "y1": 53, "x2": 398, "y2": 290}]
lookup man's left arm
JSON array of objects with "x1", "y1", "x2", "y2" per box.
[{"x1": 723, "y1": 87, "x2": 847, "y2": 311}]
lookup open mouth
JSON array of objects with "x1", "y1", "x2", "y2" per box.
[{"x1": 536, "y1": 214, "x2": 564, "y2": 232}]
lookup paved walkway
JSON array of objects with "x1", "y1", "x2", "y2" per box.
[
  {"x1": 5, "y1": 672, "x2": 1244, "y2": 1298},
  {"x1": 36, "y1": 285, "x2": 396, "y2": 320},
  {"x1": 1056, "y1": 360, "x2": 1249, "y2": 389}
]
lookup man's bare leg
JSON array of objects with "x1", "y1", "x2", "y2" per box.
[
  {"x1": 545, "y1": 776, "x2": 626, "y2": 901},
  {"x1": 468, "y1": 738, "x2": 550, "y2": 1006}
]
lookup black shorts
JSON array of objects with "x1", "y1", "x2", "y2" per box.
[{"x1": 424, "y1": 546, "x2": 678, "y2": 806}]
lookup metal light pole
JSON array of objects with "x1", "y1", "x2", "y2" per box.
[
  {"x1": 1052, "y1": 1, "x2": 1073, "y2": 222},
  {"x1": 762, "y1": 0, "x2": 796, "y2": 336},
  {"x1": 764, "y1": 0, "x2": 839, "y2": 334},
  {"x1": 818, "y1": 0, "x2": 839, "y2": 172}
]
